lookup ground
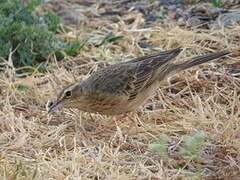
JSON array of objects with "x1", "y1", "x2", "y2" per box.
[{"x1": 0, "y1": 0, "x2": 240, "y2": 180}]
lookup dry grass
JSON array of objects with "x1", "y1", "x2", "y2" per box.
[{"x1": 0, "y1": 15, "x2": 240, "y2": 180}]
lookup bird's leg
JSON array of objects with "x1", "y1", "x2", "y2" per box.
[
  {"x1": 110, "y1": 111, "x2": 143, "y2": 128},
  {"x1": 91, "y1": 111, "x2": 145, "y2": 135},
  {"x1": 91, "y1": 113, "x2": 129, "y2": 135},
  {"x1": 101, "y1": 113, "x2": 128, "y2": 128},
  {"x1": 125, "y1": 111, "x2": 144, "y2": 129},
  {"x1": 89, "y1": 113, "x2": 95, "y2": 122},
  {"x1": 114, "y1": 113, "x2": 129, "y2": 124}
]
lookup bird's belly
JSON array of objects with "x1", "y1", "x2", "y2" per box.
[
  {"x1": 99, "y1": 85, "x2": 158, "y2": 115},
  {"x1": 77, "y1": 97, "x2": 147, "y2": 115},
  {"x1": 78, "y1": 83, "x2": 159, "y2": 115}
]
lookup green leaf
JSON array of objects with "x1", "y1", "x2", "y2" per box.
[
  {"x1": 149, "y1": 134, "x2": 171, "y2": 158},
  {"x1": 32, "y1": 166, "x2": 38, "y2": 179},
  {"x1": 64, "y1": 37, "x2": 90, "y2": 55},
  {"x1": 16, "y1": 85, "x2": 29, "y2": 92},
  {"x1": 95, "y1": 32, "x2": 124, "y2": 47}
]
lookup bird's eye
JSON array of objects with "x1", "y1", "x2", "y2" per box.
[
  {"x1": 48, "y1": 102, "x2": 53, "y2": 107},
  {"x1": 65, "y1": 91, "x2": 72, "y2": 98}
]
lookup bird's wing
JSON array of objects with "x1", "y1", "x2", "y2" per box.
[
  {"x1": 85, "y1": 63, "x2": 153, "y2": 101},
  {"x1": 86, "y1": 48, "x2": 182, "y2": 101},
  {"x1": 126, "y1": 47, "x2": 182, "y2": 63}
]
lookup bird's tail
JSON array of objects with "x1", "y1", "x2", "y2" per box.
[{"x1": 167, "y1": 50, "x2": 230, "y2": 75}]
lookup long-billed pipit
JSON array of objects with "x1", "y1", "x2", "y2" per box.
[{"x1": 48, "y1": 47, "x2": 229, "y2": 117}]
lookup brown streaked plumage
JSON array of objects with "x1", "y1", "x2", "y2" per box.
[{"x1": 47, "y1": 47, "x2": 229, "y2": 115}]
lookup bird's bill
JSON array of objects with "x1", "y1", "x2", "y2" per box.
[{"x1": 47, "y1": 101, "x2": 62, "y2": 114}]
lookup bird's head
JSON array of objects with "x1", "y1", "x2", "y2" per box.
[{"x1": 47, "y1": 83, "x2": 84, "y2": 113}]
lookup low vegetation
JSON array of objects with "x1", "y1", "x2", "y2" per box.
[{"x1": 0, "y1": 0, "x2": 85, "y2": 72}]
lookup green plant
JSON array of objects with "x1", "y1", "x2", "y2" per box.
[
  {"x1": 94, "y1": 32, "x2": 124, "y2": 47},
  {"x1": 149, "y1": 134, "x2": 170, "y2": 159},
  {"x1": 193, "y1": 0, "x2": 224, "y2": 8},
  {"x1": 0, "y1": 0, "x2": 87, "y2": 71},
  {"x1": 64, "y1": 37, "x2": 90, "y2": 55},
  {"x1": 149, "y1": 132, "x2": 206, "y2": 178},
  {"x1": 150, "y1": 132, "x2": 206, "y2": 161},
  {"x1": 177, "y1": 132, "x2": 206, "y2": 161}
]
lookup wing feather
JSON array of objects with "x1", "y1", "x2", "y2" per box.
[{"x1": 84, "y1": 48, "x2": 182, "y2": 102}]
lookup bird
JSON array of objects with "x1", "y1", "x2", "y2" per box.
[{"x1": 47, "y1": 47, "x2": 229, "y2": 115}]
